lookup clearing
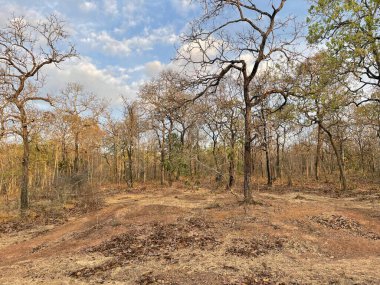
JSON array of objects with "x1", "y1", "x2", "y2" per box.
[{"x1": 0, "y1": 185, "x2": 379, "y2": 284}]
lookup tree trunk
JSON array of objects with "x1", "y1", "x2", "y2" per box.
[
  {"x1": 195, "y1": 129, "x2": 200, "y2": 177},
  {"x1": 127, "y1": 147, "x2": 133, "y2": 187},
  {"x1": 176, "y1": 132, "x2": 185, "y2": 180},
  {"x1": 212, "y1": 137, "x2": 222, "y2": 184},
  {"x1": 319, "y1": 123, "x2": 347, "y2": 191},
  {"x1": 113, "y1": 142, "x2": 118, "y2": 183},
  {"x1": 243, "y1": 84, "x2": 253, "y2": 203},
  {"x1": 315, "y1": 124, "x2": 322, "y2": 180},
  {"x1": 142, "y1": 150, "x2": 146, "y2": 183},
  {"x1": 123, "y1": 156, "x2": 128, "y2": 183},
  {"x1": 136, "y1": 138, "x2": 140, "y2": 181},
  {"x1": 167, "y1": 118, "x2": 174, "y2": 187},
  {"x1": 359, "y1": 144, "x2": 365, "y2": 173},
  {"x1": 262, "y1": 110, "x2": 272, "y2": 186},
  {"x1": 275, "y1": 132, "x2": 281, "y2": 180},
  {"x1": 160, "y1": 127, "x2": 165, "y2": 185},
  {"x1": 153, "y1": 148, "x2": 157, "y2": 180},
  {"x1": 227, "y1": 137, "x2": 236, "y2": 190},
  {"x1": 284, "y1": 155, "x2": 293, "y2": 186},
  {"x1": 20, "y1": 107, "x2": 29, "y2": 211},
  {"x1": 73, "y1": 132, "x2": 79, "y2": 173}
]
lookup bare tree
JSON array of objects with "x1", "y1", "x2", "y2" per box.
[
  {"x1": 103, "y1": 112, "x2": 123, "y2": 183},
  {"x1": 177, "y1": 0, "x2": 298, "y2": 202},
  {"x1": 0, "y1": 15, "x2": 76, "y2": 210},
  {"x1": 201, "y1": 98, "x2": 224, "y2": 184},
  {"x1": 0, "y1": 99, "x2": 10, "y2": 141},
  {"x1": 140, "y1": 76, "x2": 169, "y2": 186},
  {"x1": 140, "y1": 70, "x2": 188, "y2": 186},
  {"x1": 258, "y1": 100, "x2": 273, "y2": 186},
  {"x1": 121, "y1": 99, "x2": 140, "y2": 188},
  {"x1": 54, "y1": 83, "x2": 106, "y2": 175},
  {"x1": 214, "y1": 79, "x2": 243, "y2": 190}
]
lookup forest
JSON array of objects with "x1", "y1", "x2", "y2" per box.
[{"x1": 0, "y1": 1, "x2": 379, "y2": 284}]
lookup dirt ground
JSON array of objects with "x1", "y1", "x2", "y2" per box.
[{"x1": 0, "y1": 184, "x2": 379, "y2": 285}]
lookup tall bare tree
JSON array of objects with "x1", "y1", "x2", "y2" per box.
[
  {"x1": 140, "y1": 70, "x2": 188, "y2": 186},
  {"x1": 177, "y1": 0, "x2": 298, "y2": 202},
  {"x1": 54, "y1": 83, "x2": 105, "y2": 174},
  {"x1": 0, "y1": 15, "x2": 76, "y2": 210},
  {"x1": 121, "y1": 100, "x2": 140, "y2": 188}
]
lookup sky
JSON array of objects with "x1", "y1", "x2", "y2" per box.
[{"x1": 0, "y1": 0, "x2": 310, "y2": 108}]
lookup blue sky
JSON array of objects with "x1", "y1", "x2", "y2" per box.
[{"x1": 0, "y1": 0, "x2": 310, "y2": 106}]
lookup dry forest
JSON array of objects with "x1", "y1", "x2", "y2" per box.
[{"x1": 0, "y1": 0, "x2": 379, "y2": 284}]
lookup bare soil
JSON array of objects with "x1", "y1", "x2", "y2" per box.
[{"x1": 0, "y1": 185, "x2": 379, "y2": 284}]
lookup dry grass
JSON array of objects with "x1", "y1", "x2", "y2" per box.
[{"x1": 0, "y1": 182, "x2": 379, "y2": 284}]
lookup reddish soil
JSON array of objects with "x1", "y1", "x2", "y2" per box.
[{"x1": 0, "y1": 186, "x2": 379, "y2": 284}]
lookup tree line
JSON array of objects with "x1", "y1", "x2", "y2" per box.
[{"x1": 1, "y1": 0, "x2": 379, "y2": 211}]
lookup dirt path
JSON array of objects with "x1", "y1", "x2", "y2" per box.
[{"x1": 0, "y1": 188, "x2": 379, "y2": 284}]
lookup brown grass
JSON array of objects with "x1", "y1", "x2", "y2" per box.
[{"x1": 0, "y1": 182, "x2": 379, "y2": 284}]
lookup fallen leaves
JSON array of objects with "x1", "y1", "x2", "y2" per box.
[
  {"x1": 310, "y1": 214, "x2": 380, "y2": 240},
  {"x1": 226, "y1": 235, "x2": 284, "y2": 258},
  {"x1": 69, "y1": 217, "x2": 221, "y2": 279}
]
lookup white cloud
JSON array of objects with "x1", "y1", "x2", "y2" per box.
[
  {"x1": 125, "y1": 65, "x2": 145, "y2": 73},
  {"x1": 123, "y1": 1, "x2": 142, "y2": 14},
  {"x1": 174, "y1": 38, "x2": 221, "y2": 73},
  {"x1": 79, "y1": 1, "x2": 97, "y2": 12},
  {"x1": 171, "y1": 0, "x2": 196, "y2": 14},
  {"x1": 83, "y1": 31, "x2": 132, "y2": 55},
  {"x1": 240, "y1": 52, "x2": 255, "y2": 72},
  {"x1": 144, "y1": 61, "x2": 164, "y2": 77},
  {"x1": 104, "y1": 0, "x2": 118, "y2": 15},
  {"x1": 81, "y1": 27, "x2": 178, "y2": 56},
  {"x1": 0, "y1": 3, "x2": 43, "y2": 27},
  {"x1": 43, "y1": 57, "x2": 137, "y2": 104},
  {"x1": 121, "y1": 0, "x2": 150, "y2": 28}
]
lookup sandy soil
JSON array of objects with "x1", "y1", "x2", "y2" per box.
[{"x1": 0, "y1": 186, "x2": 379, "y2": 285}]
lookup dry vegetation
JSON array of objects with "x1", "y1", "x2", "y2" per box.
[
  {"x1": 1, "y1": 1, "x2": 380, "y2": 284},
  {"x1": 0, "y1": 182, "x2": 379, "y2": 284}
]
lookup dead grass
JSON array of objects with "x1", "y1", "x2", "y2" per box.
[{"x1": 0, "y1": 182, "x2": 379, "y2": 284}]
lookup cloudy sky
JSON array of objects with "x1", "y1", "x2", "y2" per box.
[{"x1": 0, "y1": 0, "x2": 309, "y2": 107}]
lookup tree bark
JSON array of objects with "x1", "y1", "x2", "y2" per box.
[
  {"x1": 113, "y1": 142, "x2": 118, "y2": 183},
  {"x1": 176, "y1": 131, "x2": 185, "y2": 180},
  {"x1": 160, "y1": 121, "x2": 165, "y2": 185},
  {"x1": 227, "y1": 137, "x2": 236, "y2": 190},
  {"x1": 195, "y1": 129, "x2": 200, "y2": 177},
  {"x1": 359, "y1": 143, "x2": 365, "y2": 173},
  {"x1": 262, "y1": 109, "x2": 272, "y2": 186},
  {"x1": 315, "y1": 124, "x2": 322, "y2": 180},
  {"x1": 167, "y1": 117, "x2": 174, "y2": 187},
  {"x1": 243, "y1": 84, "x2": 253, "y2": 203},
  {"x1": 127, "y1": 146, "x2": 133, "y2": 187},
  {"x1": 61, "y1": 136, "x2": 69, "y2": 174},
  {"x1": 153, "y1": 146, "x2": 157, "y2": 180},
  {"x1": 20, "y1": 107, "x2": 29, "y2": 211},
  {"x1": 73, "y1": 131, "x2": 79, "y2": 173},
  {"x1": 319, "y1": 123, "x2": 347, "y2": 191},
  {"x1": 212, "y1": 136, "x2": 222, "y2": 184}
]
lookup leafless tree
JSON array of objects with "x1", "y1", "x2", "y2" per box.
[
  {"x1": 213, "y1": 78, "x2": 243, "y2": 190},
  {"x1": 0, "y1": 15, "x2": 76, "y2": 210},
  {"x1": 140, "y1": 70, "x2": 188, "y2": 186},
  {"x1": 0, "y1": 99, "x2": 10, "y2": 140},
  {"x1": 54, "y1": 83, "x2": 106, "y2": 175},
  {"x1": 121, "y1": 99, "x2": 140, "y2": 188},
  {"x1": 177, "y1": 0, "x2": 299, "y2": 202}
]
